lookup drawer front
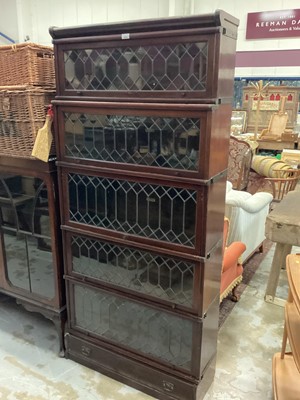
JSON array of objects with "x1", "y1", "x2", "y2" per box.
[
  {"x1": 65, "y1": 333, "x2": 199, "y2": 400},
  {"x1": 68, "y1": 281, "x2": 197, "y2": 374}
]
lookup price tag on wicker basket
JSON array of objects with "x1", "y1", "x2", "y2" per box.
[{"x1": 31, "y1": 105, "x2": 53, "y2": 162}]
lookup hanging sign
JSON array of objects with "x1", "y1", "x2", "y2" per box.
[{"x1": 246, "y1": 9, "x2": 300, "y2": 39}]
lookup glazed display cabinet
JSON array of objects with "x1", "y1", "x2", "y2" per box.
[
  {"x1": 50, "y1": 10, "x2": 238, "y2": 400},
  {"x1": 0, "y1": 156, "x2": 65, "y2": 355}
]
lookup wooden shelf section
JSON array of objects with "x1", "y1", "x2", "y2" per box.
[
  {"x1": 273, "y1": 353, "x2": 300, "y2": 400},
  {"x1": 272, "y1": 254, "x2": 300, "y2": 399}
]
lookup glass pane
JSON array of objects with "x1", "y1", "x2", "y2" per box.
[
  {"x1": 0, "y1": 174, "x2": 55, "y2": 298},
  {"x1": 68, "y1": 174, "x2": 196, "y2": 247},
  {"x1": 73, "y1": 284, "x2": 193, "y2": 370},
  {"x1": 3, "y1": 232, "x2": 30, "y2": 291},
  {"x1": 64, "y1": 42, "x2": 208, "y2": 92},
  {"x1": 3, "y1": 233, "x2": 55, "y2": 298},
  {"x1": 72, "y1": 235, "x2": 194, "y2": 307},
  {"x1": 64, "y1": 112, "x2": 200, "y2": 170}
]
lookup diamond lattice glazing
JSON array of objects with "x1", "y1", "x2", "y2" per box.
[
  {"x1": 64, "y1": 112, "x2": 200, "y2": 170},
  {"x1": 64, "y1": 42, "x2": 208, "y2": 92},
  {"x1": 68, "y1": 174, "x2": 196, "y2": 247},
  {"x1": 72, "y1": 235, "x2": 194, "y2": 307}
]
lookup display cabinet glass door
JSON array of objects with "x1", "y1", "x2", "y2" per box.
[
  {"x1": 69, "y1": 281, "x2": 195, "y2": 373},
  {"x1": 62, "y1": 111, "x2": 201, "y2": 172},
  {"x1": 0, "y1": 174, "x2": 55, "y2": 299},
  {"x1": 67, "y1": 173, "x2": 197, "y2": 249},
  {"x1": 69, "y1": 233, "x2": 195, "y2": 309},
  {"x1": 62, "y1": 40, "x2": 208, "y2": 96}
]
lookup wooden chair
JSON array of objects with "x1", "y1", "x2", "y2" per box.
[
  {"x1": 227, "y1": 136, "x2": 253, "y2": 191},
  {"x1": 265, "y1": 168, "x2": 300, "y2": 202}
]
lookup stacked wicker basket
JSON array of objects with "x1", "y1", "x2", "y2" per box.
[{"x1": 0, "y1": 43, "x2": 56, "y2": 157}]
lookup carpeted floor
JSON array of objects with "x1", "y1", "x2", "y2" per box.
[{"x1": 218, "y1": 239, "x2": 273, "y2": 327}]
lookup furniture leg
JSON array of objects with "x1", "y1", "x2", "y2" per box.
[
  {"x1": 264, "y1": 242, "x2": 292, "y2": 306},
  {"x1": 280, "y1": 323, "x2": 288, "y2": 359},
  {"x1": 280, "y1": 288, "x2": 294, "y2": 356},
  {"x1": 17, "y1": 299, "x2": 66, "y2": 357},
  {"x1": 231, "y1": 285, "x2": 240, "y2": 302},
  {"x1": 52, "y1": 313, "x2": 66, "y2": 358}
]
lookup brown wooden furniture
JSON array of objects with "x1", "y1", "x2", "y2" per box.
[
  {"x1": 281, "y1": 149, "x2": 300, "y2": 168},
  {"x1": 265, "y1": 191, "x2": 300, "y2": 306},
  {"x1": 0, "y1": 156, "x2": 65, "y2": 355},
  {"x1": 257, "y1": 139, "x2": 298, "y2": 151},
  {"x1": 242, "y1": 85, "x2": 300, "y2": 133},
  {"x1": 50, "y1": 10, "x2": 238, "y2": 400},
  {"x1": 259, "y1": 96, "x2": 288, "y2": 141},
  {"x1": 256, "y1": 97, "x2": 299, "y2": 151},
  {"x1": 272, "y1": 254, "x2": 300, "y2": 400},
  {"x1": 227, "y1": 136, "x2": 253, "y2": 190}
]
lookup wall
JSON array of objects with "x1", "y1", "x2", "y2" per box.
[
  {"x1": 0, "y1": 0, "x2": 18, "y2": 44},
  {"x1": 1, "y1": 0, "x2": 300, "y2": 77},
  {"x1": 192, "y1": 0, "x2": 300, "y2": 78},
  {"x1": 14, "y1": 0, "x2": 174, "y2": 45}
]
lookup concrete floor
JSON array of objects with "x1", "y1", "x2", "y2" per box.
[{"x1": 0, "y1": 243, "x2": 296, "y2": 400}]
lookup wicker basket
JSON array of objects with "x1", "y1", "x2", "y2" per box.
[
  {"x1": 0, "y1": 86, "x2": 55, "y2": 158},
  {"x1": 0, "y1": 43, "x2": 55, "y2": 87}
]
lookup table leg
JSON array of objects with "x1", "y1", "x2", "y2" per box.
[{"x1": 264, "y1": 242, "x2": 292, "y2": 306}]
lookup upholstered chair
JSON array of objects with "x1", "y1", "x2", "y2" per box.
[
  {"x1": 220, "y1": 218, "x2": 246, "y2": 303},
  {"x1": 225, "y1": 181, "x2": 273, "y2": 262}
]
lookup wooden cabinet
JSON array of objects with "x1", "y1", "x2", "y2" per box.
[
  {"x1": 242, "y1": 85, "x2": 300, "y2": 132},
  {"x1": 50, "y1": 11, "x2": 238, "y2": 103},
  {"x1": 0, "y1": 156, "x2": 65, "y2": 355},
  {"x1": 50, "y1": 10, "x2": 238, "y2": 400}
]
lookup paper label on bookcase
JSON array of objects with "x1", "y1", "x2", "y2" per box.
[{"x1": 31, "y1": 116, "x2": 53, "y2": 162}]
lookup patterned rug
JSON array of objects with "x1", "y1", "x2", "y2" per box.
[{"x1": 218, "y1": 239, "x2": 273, "y2": 328}]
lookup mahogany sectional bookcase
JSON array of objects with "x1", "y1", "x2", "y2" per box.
[{"x1": 50, "y1": 10, "x2": 238, "y2": 400}]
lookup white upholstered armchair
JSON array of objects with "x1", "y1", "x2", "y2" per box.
[{"x1": 225, "y1": 181, "x2": 273, "y2": 262}]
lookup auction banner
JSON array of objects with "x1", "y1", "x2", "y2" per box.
[{"x1": 246, "y1": 9, "x2": 300, "y2": 39}]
